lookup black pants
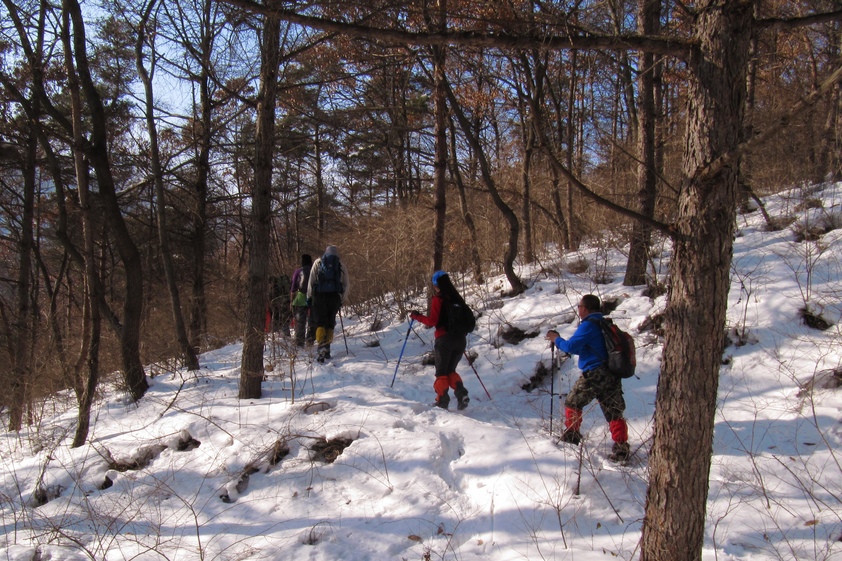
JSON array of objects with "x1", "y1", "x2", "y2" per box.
[
  {"x1": 312, "y1": 292, "x2": 342, "y2": 330},
  {"x1": 434, "y1": 333, "x2": 467, "y2": 377},
  {"x1": 312, "y1": 292, "x2": 342, "y2": 351},
  {"x1": 293, "y1": 306, "x2": 314, "y2": 345}
]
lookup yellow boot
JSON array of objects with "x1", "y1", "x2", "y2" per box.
[{"x1": 316, "y1": 327, "x2": 333, "y2": 363}]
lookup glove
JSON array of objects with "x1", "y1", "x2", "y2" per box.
[{"x1": 409, "y1": 310, "x2": 420, "y2": 320}]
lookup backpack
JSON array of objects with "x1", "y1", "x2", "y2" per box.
[
  {"x1": 586, "y1": 317, "x2": 636, "y2": 379},
  {"x1": 291, "y1": 268, "x2": 309, "y2": 307},
  {"x1": 445, "y1": 300, "x2": 476, "y2": 336},
  {"x1": 296, "y1": 267, "x2": 310, "y2": 293},
  {"x1": 316, "y1": 254, "x2": 343, "y2": 294}
]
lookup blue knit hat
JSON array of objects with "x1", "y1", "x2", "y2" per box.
[{"x1": 432, "y1": 270, "x2": 447, "y2": 287}]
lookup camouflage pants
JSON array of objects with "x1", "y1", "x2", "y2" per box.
[{"x1": 564, "y1": 365, "x2": 626, "y2": 422}]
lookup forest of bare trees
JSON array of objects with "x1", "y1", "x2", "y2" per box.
[{"x1": 1, "y1": 1, "x2": 840, "y2": 559}]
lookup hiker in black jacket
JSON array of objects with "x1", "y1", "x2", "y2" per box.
[{"x1": 410, "y1": 271, "x2": 470, "y2": 410}]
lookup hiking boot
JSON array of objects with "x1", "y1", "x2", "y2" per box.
[
  {"x1": 559, "y1": 429, "x2": 582, "y2": 446},
  {"x1": 455, "y1": 387, "x2": 470, "y2": 410},
  {"x1": 608, "y1": 441, "x2": 630, "y2": 463},
  {"x1": 435, "y1": 393, "x2": 450, "y2": 409},
  {"x1": 317, "y1": 348, "x2": 330, "y2": 363}
]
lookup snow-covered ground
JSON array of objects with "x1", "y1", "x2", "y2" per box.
[{"x1": 2, "y1": 183, "x2": 841, "y2": 561}]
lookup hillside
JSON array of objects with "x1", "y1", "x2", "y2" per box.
[{"x1": 1, "y1": 183, "x2": 841, "y2": 561}]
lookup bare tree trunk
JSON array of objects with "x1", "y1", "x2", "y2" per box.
[
  {"x1": 624, "y1": 0, "x2": 660, "y2": 287},
  {"x1": 314, "y1": 123, "x2": 325, "y2": 247},
  {"x1": 188, "y1": 0, "x2": 214, "y2": 351},
  {"x1": 70, "y1": 139, "x2": 101, "y2": 449},
  {"x1": 8, "y1": 113, "x2": 36, "y2": 432},
  {"x1": 431, "y1": 42, "x2": 447, "y2": 275},
  {"x1": 428, "y1": 0, "x2": 448, "y2": 278},
  {"x1": 815, "y1": 31, "x2": 841, "y2": 183},
  {"x1": 737, "y1": 17, "x2": 759, "y2": 213},
  {"x1": 736, "y1": 28, "x2": 775, "y2": 228},
  {"x1": 189, "y1": 122, "x2": 210, "y2": 350},
  {"x1": 136, "y1": 0, "x2": 199, "y2": 371},
  {"x1": 65, "y1": 0, "x2": 148, "y2": 401},
  {"x1": 2, "y1": 0, "x2": 49, "y2": 431},
  {"x1": 62, "y1": 5, "x2": 100, "y2": 447},
  {"x1": 820, "y1": 81, "x2": 841, "y2": 181},
  {"x1": 36, "y1": 252, "x2": 70, "y2": 378},
  {"x1": 655, "y1": 46, "x2": 665, "y2": 194},
  {"x1": 521, "y1": 111, "x2": 535, "y2": 264},
  {"x1": 444, "y1": 80, "x2": 525, "y2": 295},
  {"x1": 239, "y1": 10, "x2": 280, "y2": 400},
  {"x1": 566, "y1": 49, "x2": 579, "y2": 250},
  {"x1": 609, "y1": 0, "x2": 637, "y2": 142},
  {"x1": 640, "y1": 3, "x2": 752, "y2": 560},
  {"x1": 448, "y1": 115, "x2": 483, "y2": 284},
  {"x1": 549, "y1": 164, "x2": 570, "y2": 249},
  {"x1": 543, "y1": 68, "x2": 571, "y2": 250}
]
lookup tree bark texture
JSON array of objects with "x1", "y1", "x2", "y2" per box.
[
  {"x1": 640, "y1": 2, "x2": 753, "y2": 560},
  {"x1": 239, "y1": 12, "x2": 281, "y2": 400}
]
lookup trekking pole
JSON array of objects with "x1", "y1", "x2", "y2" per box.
[
  {"x1": 338, "y1": 307, "x2": 350, "y2": 355},
  {"x1": 390, "y1": 319, "x2": 414, "y2": 388},
  {"x1": 550, "y1": 344, "x2": 556, "y2": 437},
  {"x1": 463, "y1": 351, "x2": 492, "y2": 400}
]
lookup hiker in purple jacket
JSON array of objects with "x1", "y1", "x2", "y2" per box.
[{"x1": 289, "y1": 254, "x2": 314, "y2": 347}]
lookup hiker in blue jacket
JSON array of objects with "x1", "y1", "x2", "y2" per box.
[{"x1": 545, "y1": 294, "x2": 630, "y2": 462}]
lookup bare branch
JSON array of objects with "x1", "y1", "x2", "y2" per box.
[
  {"x1": 219, "y1": 0, "x2": 694, "y2": 59},
  {"x1": 756, "y1": 9, "x2": 842, "y2": 31},
  {"x1": 698, "y1": 65, "x2": 842, "y2": 184}
]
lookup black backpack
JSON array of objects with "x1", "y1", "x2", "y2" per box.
[
  {"x1": 586, "y1": 317, "x2": 636, "y2": 379},
  {"x1": 316, "y1": 254, "x2": 343, "y2": 293},
  {"x1": 445, "y1": 300, "x2": 476, "y2": 336}
]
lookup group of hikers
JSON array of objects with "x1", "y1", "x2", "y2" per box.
[
  {"x1": 268, "y1": 245, "x2": 350, "y2": 363},
  {"x1": 270, "y1": 245, "x2": 631, "y2": 463}
]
